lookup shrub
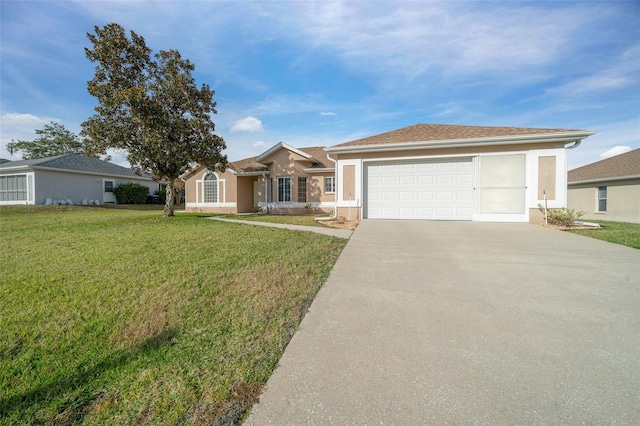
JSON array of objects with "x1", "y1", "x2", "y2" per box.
[
  {"x1": 114, "y1": 182, "x2": 149, "y2": 204},
  {"x1": 155, "y1": 188, "x2": 167, "y2": 204},
  {"x1": 538, "y1": 204, "x2": 585, "y2": 227}
]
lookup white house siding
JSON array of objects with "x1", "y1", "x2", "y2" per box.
[{"x1": 33, "y1": 170, "x2": 157, "y2": 205}]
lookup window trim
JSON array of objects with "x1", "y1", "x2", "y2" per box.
[
  {"x1": 203, "y1": 172, "x2": 219, "y2": 203},
  {"x1": 324, "y1": 176, "x2": 336, "y2": 194},
  {"x1": 277, "y1": 176, "x2": 292, "y2": 203},
  {"x1": 104, "y1": 180, "x2": 114, "y2": 193},
  {"x1": 0, "y1": 174, "x2": 28, "y2": 202},
  {"x1": 597, "y1": 185, "x2": 607, "y2": 213},
  {"x1": 297, "y1": 177, "x2": 307, "y2": 203}
]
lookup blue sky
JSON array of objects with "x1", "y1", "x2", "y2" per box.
[{"x1": 1, "y1": 1, "x2": 638, "y2": 169}]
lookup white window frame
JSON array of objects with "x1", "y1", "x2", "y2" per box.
[
  {"x1": 597, "y1": 186, "x2": 607, "y2": 213},
  {"x1": 277, "y1": 176, "x2": 292, "y2": 202},
  {"x1": 0, "y1": 174, "x2": 28, "y2": 202},
  {"x1": 203, "y1": 172, "x2": 219, "y2": 203},
  {"x1": 324, "y1": 176, "x2": 335, "y2": 194}
]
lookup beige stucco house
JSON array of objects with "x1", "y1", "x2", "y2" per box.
[
  {"x1": 568, "y1": 148, "x2": 640, "y2": 223},
  {"x1": 326, "y1": 124, "x2": 595, "y2": 223},
  {"x1": 183, "y1": 142, "x2": 336, "y2": 214},
  {"x1": 0, "y1": 154, "x2": 159, "y2": 205}
]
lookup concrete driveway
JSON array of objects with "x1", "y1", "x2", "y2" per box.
[{"x1": 247, "y1": 220, "x2": 640, "y2": 425}]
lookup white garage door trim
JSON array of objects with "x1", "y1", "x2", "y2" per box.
[{"x1": 364, "y1": 157, "x2": 474, "y2": 220}]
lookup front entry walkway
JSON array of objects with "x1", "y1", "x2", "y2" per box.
[
  {"x1": 207, "y1": 216, "x2": 353, "y2": 239},
  {"x1": 247, "y1": 220, "x2": 640, "y2": 424}
]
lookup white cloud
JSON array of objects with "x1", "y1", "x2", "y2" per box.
[
  {"x1": 321, "y1": 112, "x2": 337, "y2": 116},
  {"x1": 0, "y1": 113, "x2": 59, "y2": 159},
  {"x1": 252, "y1": 141, "x2": 267, "y2": 148},
  {"x1": 600, "y1": 146, "x2": 632, "y2": 159},
  {"x1": 230, "y1": 116, "x2": 264, "y2": 133},
  {"x1": 264, "y1": 1, "x2": 595, "y2": 84}
]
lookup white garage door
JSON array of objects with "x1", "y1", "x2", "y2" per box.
[{"x1": 365, "y1": 158, "x2": 474, "y2": 220}]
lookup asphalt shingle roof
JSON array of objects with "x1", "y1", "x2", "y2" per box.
[
  {"x1": 0, "y1": 154, "x2": 150, "y2": 178},
  {"x1": 568, "y1": 148, "x2": 640, "y2": 182},
  {"x1": 332, "y1": 123, "x2": 584, "y2": 148},
  {"x1": 229, "y1": 146, "x2": 334, "y2": 173}
]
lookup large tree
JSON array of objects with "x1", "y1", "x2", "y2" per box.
[
  {"x1": 81, "y1": 23, "x2": 226, "y2": 216},
  {"x1": 7, "y1": 122, "x2": 86, "y2": 160}
]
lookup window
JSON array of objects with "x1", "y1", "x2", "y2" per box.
[
  {"x1": 597, "y1": 186, "x2": 607, "y2": 212},
  {"x1": 298, "y1": 177, "x2": 307, "y2": 203},
  {"x1": 278, "y1": 177, "x2": 291, "y2": 202},
  {"x1": 104, "y1": 180, "x2": 114, "y2": 193},
  {"x1": 0, "y1": 175, "x2": 27, "y2": 201},
  {"x1": 324, "y1": 176, "x2": 335, "y2": 193},
  {"x1": 204, "y1": 173, "x2": 218, "y2": 203}
]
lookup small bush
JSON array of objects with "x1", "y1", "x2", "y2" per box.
[
  {"x1": 538, "y1": 204, "x2": 585, "y2": 227},
  {"x1": 114, "y1": 182, "x2": 149, "y2": 204},
  {"x1": 155, "y1": 188, "x2": 167, "y2": 204}
]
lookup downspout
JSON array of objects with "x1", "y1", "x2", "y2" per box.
[
  {"x1": 262, "y1": 172, "x2": 268, "y2": 214},
  {"x1": 326, "y1": 151, "x2": 338, "y2": 219},
  {"x1": 565, "y1": 140, "x2": 581, "y2": 150}
]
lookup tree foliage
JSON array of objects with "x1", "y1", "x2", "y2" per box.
[
  {"x1": 6, "y1": 122, "x2": 86, "y2": 160},
  {"x1": 81, "y1": 23, "x2": 227, "y2": 216}
]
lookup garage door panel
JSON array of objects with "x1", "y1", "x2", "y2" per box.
[
  {"x1": 399, "y1": 191, "x2": 415, "y2": 201},
  {"x1": 381, "y1": 176, "x2": 397, "y2": 185},
  {"x1": 366, "y1": 158, "x2": 474, "y2": 220}
]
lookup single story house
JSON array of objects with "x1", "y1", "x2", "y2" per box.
[
  {"x1": 183, "y1": 142, "x2": 336, "y2": 214},
  {"x1": 0, "y1": 154, "x2": 159, "y2": 205},
  {"x1": 568, "y1": 148, "x2": 640, "y2": 223},
  {"x1": 325, "y1": 123, "x2": 595, "y2": 223}
]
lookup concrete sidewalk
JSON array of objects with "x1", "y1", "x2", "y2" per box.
[
  {"x1": 246, "y1": 220, "x2": 640, "y2": 425},
  {"x1": 207, "y1": 217, "x2": 353, "y2": 239}
]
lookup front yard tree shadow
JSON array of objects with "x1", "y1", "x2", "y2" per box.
[{"x1": 0, "y1": 328, "x2": 179, "y2": 423}]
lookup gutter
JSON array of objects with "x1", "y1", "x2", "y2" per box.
[
  {"x1": 568, "y1": 174, "x2": 640, "y2": 185},
  {"x1": 1, "y1": 165, "x2": 155, "y2": 181},
  {"x1": 325, "y1": 131, "x2": 596, "y2": 155}
]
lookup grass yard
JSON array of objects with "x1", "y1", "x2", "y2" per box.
[
  {"x1": 222, "y1": 213, "x2": 328, "y2": 228},
  {"x1": 0, "y1": 206, "x2": 346, "y2": 425},
  {"x1": 568, "y1": 220, "x2": 640, "y2": 249}
]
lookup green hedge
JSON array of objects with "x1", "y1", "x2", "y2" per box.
[{"x1": 114, "y1": 182, "x2": 150, "y2": 204}]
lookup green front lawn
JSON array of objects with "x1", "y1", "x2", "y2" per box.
[
  {"x1": 223, "y1": 213, "x2": 329, "y2": 227},
  {"x1": 0, "y1": 206, "x2": 346, "y2": 424},
  {"x1": 568, "y1": 220, "x2": 640, "y2": 249}
]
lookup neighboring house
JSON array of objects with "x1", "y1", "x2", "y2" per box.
[
  {"x1": 183, "y1": 142, "x2": 336, "y2": 214},
  {"x1": 325, "y1": 123, "x2": 594, "y2": 223},
  {"x1": 0, "y1": 154, "x2": 159, "y2": 205},
  {"x1": 568, "y1": 148, "x2": 640, "y2": 224}
]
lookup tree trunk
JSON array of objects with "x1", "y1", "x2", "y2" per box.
[{"x1": 163, "y1": 181, "x2": 175, "y2": 217}]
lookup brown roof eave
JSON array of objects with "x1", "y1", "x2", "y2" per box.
[
  {"x1": 326, "y1": 131, "x2": 596, "y2": 154},
  {"x1": 568, "y1": 174, "x2": 640, "y2": 185}
]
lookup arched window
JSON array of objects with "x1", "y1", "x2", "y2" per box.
[{"x1": 204, "y1": 172, "x2": 218, "y2": 203}]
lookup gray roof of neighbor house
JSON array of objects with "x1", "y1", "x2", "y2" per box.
[
  {"x1": 330, "y1": 123, "x2": 591, "y2": 149},
  {"x1": 0, "y1": 154, "x2": 153, "y2": 179},
  {"x1": 568, "y1": 148, "x2": 640, "y2": 183}
]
